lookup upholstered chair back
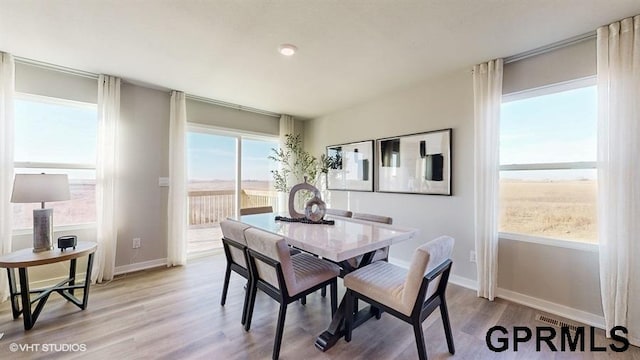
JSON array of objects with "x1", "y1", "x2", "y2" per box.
[
  {"x1": 240, "y1": 206, "x2": 274, "y2": 215},
  {"x1": 352, "y1": 212, "x2": 393, "y2": 225},
  {"x1": 326, "y1": 208, "x2": 353, "y2": 218},
  {"x1": 245, "y1": 228, "x2": 296, "y2": 292},
  {"x1": 402, "y1": 236, "x2": 454, "y2": 311},
  {"x1": 220, "y1": 219, "x2": 250, "y2": 267}
]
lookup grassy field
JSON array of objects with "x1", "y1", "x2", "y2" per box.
[
  {"x1": 499, "y1": 179, "x2": 597, "y2": 243},
  {"x1": 13, "y1": 179, "x2": 598, "y2": 245}
]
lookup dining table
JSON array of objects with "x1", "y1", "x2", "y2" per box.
[{"x1": 238, "y1": 212, "x2": 419, "y2": 352}]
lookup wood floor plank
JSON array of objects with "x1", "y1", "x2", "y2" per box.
[{"x1": 1, "y1": 254, "x2": 638, "y2": 359}]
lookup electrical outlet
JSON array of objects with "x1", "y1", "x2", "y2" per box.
[
  {"x1": 469, "y1": 251, "x2": 476, "y2": 263},
  {"x1": 133, "y1": 238, "x2": 141, "y2": 249}
]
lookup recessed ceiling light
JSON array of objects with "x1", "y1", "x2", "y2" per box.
[{"x1": 278, "y1": 44, "x2": 298, "y2": 56}]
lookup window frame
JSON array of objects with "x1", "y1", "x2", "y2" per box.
[
  {"x1": 187, "y1": 122, "x2": 280, "y2": 217},
  {"x1": 499, "y1": 76, "x2": 598, "y2": 251},
  {"x1": 12, "y1": 92, "x2": 98, "y2": 233}
]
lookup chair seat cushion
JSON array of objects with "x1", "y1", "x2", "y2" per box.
[
  {"x1": 289, "y1": 253, "x2": 341, "y2": 296},
  {"x1": 344, "y1": 261, "x2": 412, "y2": 316}
]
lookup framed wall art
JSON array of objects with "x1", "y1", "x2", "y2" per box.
[
  {"x1": 326, "y1": 140, "x2": 374, "y2": 191},
  {"x1": 376, "y1": 128, "x2": 451, "y2": 195}
]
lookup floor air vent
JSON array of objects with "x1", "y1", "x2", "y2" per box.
[{"x1": 535, "y1": 314, "x2": 580, "y2": 332}]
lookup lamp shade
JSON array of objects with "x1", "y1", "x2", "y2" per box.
[{"x1": 11, "y1": 174, "x2": 70, "y2": 204}]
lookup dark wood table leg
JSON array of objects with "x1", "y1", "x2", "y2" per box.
[
  {"x1": 315, "y1": 251, "x2": 379, "y2": 352},
  {"x1": 18, "y1": 267, "x2": 33, "y2": 330},
  {"x1": 69, "y1": 258, "x2": 77, "y2": 296},
  {"x1": 81, "y1": 253, "x2": 94, "y2": 309},
  {"x1": 6, "y1": 268, "x2": 20, "y2": 319}
]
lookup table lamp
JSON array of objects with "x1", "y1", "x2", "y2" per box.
[{"x1": 11, "y1": 174, "x2": 70, "y2": 252}]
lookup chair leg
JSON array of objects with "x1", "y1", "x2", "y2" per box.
[
  {"x1": 244, "y1": 280, "x2": 258, "y2": 332},
  {"x1": 241, "y1": 279, "x2": 251, "y2": 325},
  {"x1": 301, "y1": 296, "x2": 306, "y2": 305},
  {"x1": 321, "y1": 286, "x2": 327, "y2": 297},
  {"x1": 344, "y1": 290, "x2": 353, "y2": 342},
  {"x1": 273, "y1": 303, "x2": 288, "y2": 360},
  {"x1": 412, "y1": 322, "x2": 428, "y2": 360},
  {"x1": 330, "y1": 280, "x2": 337, "y2": 316},
  {"x1": 220, "y1": 264, "x2": 231, "y2": 306},
  {"x1": 440, "y1": 299, "x2": 455, "y2": 355}
]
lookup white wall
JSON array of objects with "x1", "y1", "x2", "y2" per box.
[
  {"x1": 305, "y1": 68, "x2": 477, "y2": 281},
  {"x1": 304, "y1": 65, "x2": 603, "y2": 321},
  {"x1": 115, "y1": 83, "x2": 170, "y2": 267},
  {"x1": 187, "y1": 99, "x2": 279, "y2": 135}
]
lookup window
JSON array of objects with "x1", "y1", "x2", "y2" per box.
[
  {"x1": 186, "y1": 126, "x2": 278, "y2": 254},
  {"x1": 13, "y1": 93, "x2": 97, "y2": 231},
  {"x1": 499, "y1": 79, "x2": 597, "y2": 244}
]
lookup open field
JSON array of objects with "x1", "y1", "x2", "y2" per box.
[
  {"x1": 500, "y1": 179, "x2": 597, "y2": 243},
  {"x1": 13, "y1": 180, "x2": 598, "y2": 246}
]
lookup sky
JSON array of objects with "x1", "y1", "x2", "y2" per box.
[
  {"x1": 14, "y1": 96, "x2": 278, "y2": 182},
  {"x1": 14, "y1": 98, "x2": 97, "y2": 165},
  {"x1": 187, "y1": 132, "x2": 278, "y2": 181},
  {"x1": 15, "y1": 84, "x2": 597, "y2": 183},
  {"x1": 500, "y1": 85, "x2": 597, "y2": 180}
]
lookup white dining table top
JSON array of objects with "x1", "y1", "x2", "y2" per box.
[{"x1": 238, "y1": 212, "x2": 419, "y2": 262}]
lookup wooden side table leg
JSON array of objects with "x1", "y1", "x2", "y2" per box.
[
  {"x1": 69, "y1": 258, "x2": 77, "y2": 296},
  {"x1": 6, "y1": 268, "x2": 20, "y2": 319},
  {"x1": 81, "y1": 253, "x2": 94, "y2": 309},
  {"x1": 18, "y1": 267, "x2": 33, "y2": 330}
]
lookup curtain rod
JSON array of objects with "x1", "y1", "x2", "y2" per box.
[
  {"x1": 14, "y1": 56, "x2": 99, "y2": 79},
  {"x1": 504, "y1": 31, "x2": 596, "y2": 64},
  {"x1": 185, "y1": 94, "x2": 281, "y2": 118},
  {"x1": 14, "y1": 55, "x2": 282, "y2": 119}
]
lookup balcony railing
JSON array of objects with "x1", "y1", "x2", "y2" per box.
[{"x1": 187, "y1": 189, "x2": 278, "y2": 226}]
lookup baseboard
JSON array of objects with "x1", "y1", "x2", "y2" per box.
[
  {"x1": 389, "y1": 256, "x2": 605, "y2": 330},
  {"x1": 496, "y1": 287, "x2": 605, "y2": 329},
  {"x1": 449, "y1": 274, "x2": 478, "y2": 291},
  {"x1": 114, "y1": 258, "x2": 167, "y2": 275}
]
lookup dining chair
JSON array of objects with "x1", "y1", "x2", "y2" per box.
[
  {"x1": 239, "y1": 205, "x2": 303, "y2": 258},
  {"x1": 348, "y1": 212, "x2": 393, "y2": 268},
  {"x1": 325, "y1": 208, "x2": 353, "y2": 218},
  {"x1": 240, "y1": 205, "x2": 274, "y2": 216},
  {"x1": 343, "y1": 236, "x2": 455, "y2": 360},
  {"x1": 244, "y1": 227, "x2": 341, "y2": 360},
  {"x1": 219, "y1": 219, "x2": 252, "y2": 325}
]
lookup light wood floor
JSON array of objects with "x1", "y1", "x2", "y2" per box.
[{"x1": 0, "y1": 254, "x2": 638, "y2": 359}]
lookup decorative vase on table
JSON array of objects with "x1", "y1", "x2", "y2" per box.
[{"x1": 288, "y1": 177, "x2": 326, "y2": 221}]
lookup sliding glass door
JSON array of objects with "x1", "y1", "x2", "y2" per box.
[
  {"x1": 241, "y1": 138, "x2": 279, "y2": 211},
  {"x1": 186, "y1": 127, "x2": 278, "y2": 254}
]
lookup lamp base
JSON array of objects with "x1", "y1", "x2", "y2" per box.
[{"x1": 33, "y1": 208, "x2": 54, "y2": 253}]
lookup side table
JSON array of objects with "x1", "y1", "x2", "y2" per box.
[{"x1": 0, "y1": 241, "x2": 97, "y2": 330}]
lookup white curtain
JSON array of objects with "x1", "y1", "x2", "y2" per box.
[
  {"x1": 92, "y1": 75, "x2": 120, "y2": 283},
  {"x1": 597, "y1": 15, "x2": 640, "y2": 346},
  {"x1": 0, "y1": 52, "x2": 15, "y2": 301},
  {"x1": 472, "y1": 59, "x2": 503, "y2": 301},
  {"x1": 277, "y1": 114, "x2": 295, "y2": 212},
  {"x1": 167, "y1": 91, "x2": 187, "y2": 267}
]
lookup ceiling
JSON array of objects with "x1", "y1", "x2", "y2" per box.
[{"x1": 1, "y1": 1, "x2": 639, "y2": 119}]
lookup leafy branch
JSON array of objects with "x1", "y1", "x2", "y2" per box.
[{"x1": 269, "y1": 134, "x2": 321, "y2": 192}]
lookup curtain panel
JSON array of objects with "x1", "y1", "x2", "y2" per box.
[
  {"x1": 277, "y1": 114, "x2": 295, "y2": 212},
  {"x1": 0, "y1": 52, "x2": 15, "y2": 300},
  {"x1": 167, "y1": 90, "x2": 187, "y2": 266},
  {"x1": 597, "y1": 15, "x2": 640, "y2": 346},
  {"x1": 93, "y1": 75, "x2": 120, "y2": 283},
  {"x1": 472, "y1": 59, "x2": 503, "y2": 301}
]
